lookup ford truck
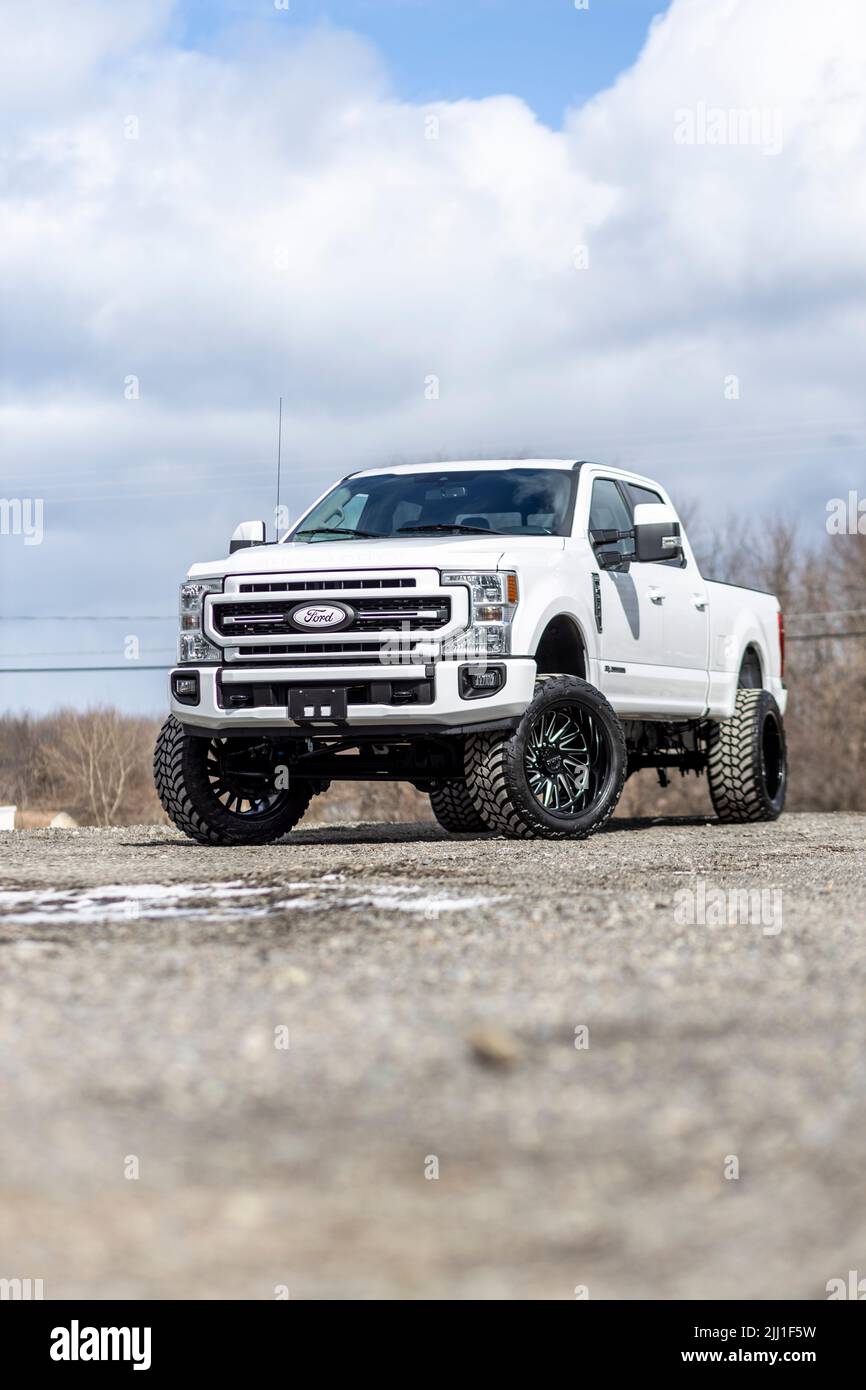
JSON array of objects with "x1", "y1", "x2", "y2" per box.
[{"x1": 154, "y1": 459, "x2": 787, "y2": 841}]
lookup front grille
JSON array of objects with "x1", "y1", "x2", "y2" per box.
[
  {"x1": 219, "y1": 679, "x2": 434, "y2": 709},
  {"x1": 228, "y1": 642, "x2": 387, "y2": 662},
  {"x1": 238, "y1": 577, "x2": 416, "y2": 593},
  {"x1": 237, "y1": 642, "x2": 386, "y2": 658},
  {"x1": 214, "y1": 595, "x2": 450, "y2": 638}
]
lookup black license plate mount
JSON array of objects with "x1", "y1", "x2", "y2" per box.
[{"x1": 288, "y1": 687, "x2": 348, "y2": 722}]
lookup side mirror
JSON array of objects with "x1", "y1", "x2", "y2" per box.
[
  {"x1": 633, "y1": 503, "x2": 683, "y2": 563},
  {"x1": 229, "y1": 520, "x2": 267, "y2": 554},
  {"x1": 590, "y1": 526, "x2": 633, "y2": 573},
  {"x1": 597, "y1": 547, "x2": 630, "y2": 572}
]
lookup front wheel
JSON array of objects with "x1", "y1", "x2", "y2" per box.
[
  {"x1": 154, "y1": 716, "x2": 321, "y2": 844},
  {"x1": 464, "y1": 675, "x2": 627, "y2": 840},
  {"x1": 707, "y1": 689, "x2": 787, "y2": 822}
]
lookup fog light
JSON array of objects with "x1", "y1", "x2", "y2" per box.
[
  {"x1": 171, "y1": 672, "x2": 200, "y2": 705},
  {"x1": 459, "y1": 664, "x2": 505, "y2": 699}
]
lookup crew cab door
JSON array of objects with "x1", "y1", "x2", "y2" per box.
[
  {"x1": 626, "y1": 481, "x2": 710, "y2": 715},
  {"x1": 585, "y1": 477, "x2": 664, "y2": 714}
]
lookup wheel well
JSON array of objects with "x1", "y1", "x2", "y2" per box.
[
  {"x1": 534, "y1": 615, "x2": 587, "y2": 679},
  {"x1": 738, "y1": 645, "x2": 763, "y2": 689}
]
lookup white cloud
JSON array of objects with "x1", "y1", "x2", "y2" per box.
[
  {"x1": 0, "y1": 0, "x2": 175, "y2": 113},
  {"x1": 1, "y1": 0, "x2": 865, "y2": 707}
]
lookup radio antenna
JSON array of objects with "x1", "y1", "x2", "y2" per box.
[{"x1": 274, "y1": 395, "x2": 283, "y2": 540}]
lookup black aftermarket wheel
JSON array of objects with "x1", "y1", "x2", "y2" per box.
[
  {"x1": 464, "y1": 675, "x2": 627, "y2": 840},
  {"x1": 154, "y1": 715, "x2": 322, "y2": 844}
]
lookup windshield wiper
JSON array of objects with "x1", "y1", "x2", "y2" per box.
[
  {"x1": 397, "y1": 523, "x2": 506, "y2": 536},
  {"x1": 293, "y1": 527, "x2": 383, "y2": 539}
]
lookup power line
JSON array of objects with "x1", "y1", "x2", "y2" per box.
[
  {"x1": 0, "y1": 665, "x2": 172, "y2": 673},
  {"x1": 0, "y1": 649, "x2": 175, "y2": 658},
  {"x1": 5, "y1": 608, "x2": 866, "y2": 626},
  {"x1": 0, "y1": 458, "x2": 277, "y2": 485},
  {"x1": 1, "y1": 615, "x2": 175, "y2": 621},
  {"x1": 3, "y1": 415, "x2": 864, "y2": 489},
  {"x1": 10, "y1": 441, "x2": 864, "y2": 504},
  {"x1": 786, "y1": 608, "x2": 866, "y2": 621},
  {"x1": 787, "y1": 630, "x2": 866, "y2": 641},
  {"x1": 0, "y1": 453, "x2": 320, "y2": 487},
  {"x1": 17, "y1": 485, "x2": 283, "y2": 504},
  {"x1": 0, "y1": 463, "x2": 318, "y2": 504},
  {"x1": 2, "y1": 426, "x2": 864, "y2": 498},
  {"x1": 4, "y1": 632, "x2": 866, "y2": 675}
]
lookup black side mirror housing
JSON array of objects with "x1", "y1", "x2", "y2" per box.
[
  {"x1": 632, "y1": 503, "x2": 683, "y2": 563},
  {"x1": 634, "y1": 520, "x2": 682, "y2": 563}
]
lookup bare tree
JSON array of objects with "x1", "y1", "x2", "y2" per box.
[{"x1": 35, "y1": 709, "x2": 156, "y2": 826}]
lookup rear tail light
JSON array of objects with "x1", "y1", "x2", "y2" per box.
[{"x1": 778, "y1": 611, "x2": 785, "y2": 677}]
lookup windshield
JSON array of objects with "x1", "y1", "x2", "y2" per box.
[{"x1": 289, "y1": 468, "x2": 576, "y2": 542}]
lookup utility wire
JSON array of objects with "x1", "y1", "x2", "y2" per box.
[
  {"x1": 0, "y1": 665, "x2": 173, "y2": 673},
  {"x1": 0, "y1": 458, "x2": 276, "y2": 485},
  {"x1": 787, "y1": 630, "x2": 866, "y2": 641},
  {"x1": 4, "y1": 632, "x2": 866, "y2": 675},
  {"x1": 4, "y1": 608, "x2": 863, "y2": 625},
  {"x1": 0, "y1": 648, "x2": 175, "y2": 658},
  {"x1": 786, "y1": 608, "x2": 866, "y2": 621},
  {"x1": 1, "y1": 615, "x2": 175, "y2": 622},
  {"x1": 3, "y1": 414, "x2": 864, "y2": 487}
]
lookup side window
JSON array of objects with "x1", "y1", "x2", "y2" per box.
[
  {"x1": 589, "y1": 479, "x2": 634, "y2": 560},
  {"x1": 625, "y1": 482, "x2": 686, "y2": 568},
  {"x1": 626, "y1": 483, "x2": 663, "y2": 510}
]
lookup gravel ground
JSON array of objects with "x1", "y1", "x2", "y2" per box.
[{"x1": 0, "y1": 812, "x2": 864, "y2": 1300}]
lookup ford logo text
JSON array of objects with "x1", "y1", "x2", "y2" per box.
[{"x1": 288, "y1": 602, "x2": 354, "y2": 631}]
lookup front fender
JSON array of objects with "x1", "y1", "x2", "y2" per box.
[{"x1": 515, "y1": 596, "x2": 597, "y2": 665}]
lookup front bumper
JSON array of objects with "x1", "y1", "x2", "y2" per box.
[{"x1": 170, "y1": 658, "x2": 538, "y2": 734}]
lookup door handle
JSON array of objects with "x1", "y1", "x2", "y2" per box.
[
  {"x1": 647, "y1": 587, "x2": 665, "y2": 604},
  {"x1": 691, "y1": 594, "x2": 708, "y2": 611}
]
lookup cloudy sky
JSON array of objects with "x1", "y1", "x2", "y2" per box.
[{"x1": 1, "y1": 0, "x2": 864, "y2": 715}]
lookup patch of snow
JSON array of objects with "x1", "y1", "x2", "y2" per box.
[
  {"x1": 277, "y1": 882, "x2": 507, "y2": 913},
  {"x1": 0, "y1": 877, "x2": 507, "y2": 925},
  {"x1": 0, "y1": 881, "x2": 269, "y2": 925}
]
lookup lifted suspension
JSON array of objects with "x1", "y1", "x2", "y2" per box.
[{"x1": 270, "y1": 733, "x2": 466, "y2": 786}]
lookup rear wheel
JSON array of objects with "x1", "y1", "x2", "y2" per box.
[
  {"x1": 154, "y1": 715, "x2": 323, "y2": 844},
  {"x1": 429, "y1": 780, "x2": 492, "y2": 833},
  {"x1": 707, "y1": 689, "x2": 787, "y2": 822},
  {"x1": 464, "y1": 675, "x2": 627, "y2": 840}
]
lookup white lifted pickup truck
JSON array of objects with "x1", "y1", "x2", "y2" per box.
[{"x1": 155, "y1": 459, "x2": 788, "y2": 842}]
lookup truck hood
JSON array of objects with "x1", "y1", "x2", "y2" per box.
[{"x1": 189, "y1": 535, "x2": 563, "y2": 580}]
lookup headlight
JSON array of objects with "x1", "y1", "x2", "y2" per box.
[
  {"x1": 440, "y1": 571, "x2": 518, "y2": 657},
  {"x1": 178, "y1": 578, "x2": 223, "y2": 663}
]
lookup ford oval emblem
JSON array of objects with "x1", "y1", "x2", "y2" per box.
[{"x1": 288, "y1": 600, "x2": 354, "y2": 632}]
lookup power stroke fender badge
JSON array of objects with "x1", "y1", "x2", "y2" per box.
[{"x1": 287, "y1": 600, "x2": 354, "y2": 632}]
